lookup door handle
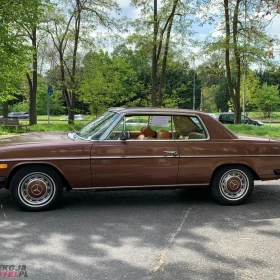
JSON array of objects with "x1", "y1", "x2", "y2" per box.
[{"x1": 163, "y1": 150, "x2": 178, "y2": 156}]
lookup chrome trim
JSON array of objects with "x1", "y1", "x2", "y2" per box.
[
  {"x1": 179, "y1": 154, "x2": 280, "y2": 158},
  {"x1": 89, "y1": 154, "x2": 280, "y2": 160},
  {"x1": 91, "y1": 155, "x2": 177, "y2": 159},
  {"x1": 1, "y1": 154, "x2": 278, "y2": 163},
  {"x1": 72, "y1": 183, "x2": 209, "y2": 191},
  {"x1": 194, "y1": 115, "x2": 210, "y2": 140},
  {"x1": 0, "y1": 157, "x2": 90, "y2": 162},
  {"x1": 99, "y1": 113, "x2": 124, "y2": 141}
]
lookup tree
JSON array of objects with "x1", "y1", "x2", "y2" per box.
[
  {"x1": 215, "y1": 77, "x2": 230, "y2": 112},
  {"x1": 78, "y1": 50, "x2": 138, "y2": 115},
  {"x1": 44, "y1": 0, "x2": 120, "y2": 124},
  {"x1": 253, "y1": 83, "x2": 280, "y2": 117},
  {"x1": 203, "y1": 0, "x2": 279, "y2": 123},
  {"x1": 131, "y1": 0, "x2": 193, "y2": 106},
  {"x1": 0, "y1": 0, "x2": 30, "y2": 117},
  {"x1": 17, "y1": 0, "x2": 51, "y2": 125}
]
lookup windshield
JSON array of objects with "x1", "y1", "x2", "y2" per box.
[{"x1": 78, "y1": 111, "x2": 119, "y2": 140}]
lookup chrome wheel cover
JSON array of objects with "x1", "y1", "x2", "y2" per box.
[
  {"x1": 219, "y1": 169, "x2": 249, "y2": 200},
  {"x1": 18, "y1": 172, "x2": 56, "y2": 208}
]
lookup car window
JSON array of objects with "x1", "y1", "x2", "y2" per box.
[
  {"x1": 78, "y1": 111, "x2": 119, "y2": 140},
  {"x1": 106, "y1": 114, "x2": 206, "y2": 141},
  {"x1": 106, "y1": 119, "x2": 125, "y2": 140},
  {"x1": 173, "y1": 115, "x2": 207, "y2": 140},
  {"x1": 106, "y1": 115, "x2": 172, "y2": 140}
]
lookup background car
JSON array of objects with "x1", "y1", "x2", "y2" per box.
[
  {"x1": 218, "y1": 112, "x2": 263, "y2": 126},
  {"x1": 207, "y1": 113, "x2": 218, "y2": 120},
  {"x1": 7, "y1": 112, "x2": 29, "y2": 119},
  {"x1": 60, "y1": 114, "x2": 86, "y2": 121}
]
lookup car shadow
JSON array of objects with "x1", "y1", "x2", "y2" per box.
[{"x1": 0, "y1": 183, "x2": 280, "y2": 280}]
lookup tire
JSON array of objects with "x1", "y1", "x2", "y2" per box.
[
  {"x1": 10, "y1": 166, "x2": 64, "y2": 211},
  {"x1": 211, "y1": 165, "x2": 254, "y2": 205}
]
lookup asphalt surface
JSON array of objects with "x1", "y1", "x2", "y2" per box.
[{"x1": 0, "y1": 181, "x2": 280, "y2": 280}]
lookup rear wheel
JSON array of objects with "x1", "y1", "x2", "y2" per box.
[
  {"x1": 10, "y1": 166, "x2": 64, "y2": 211},
  {"x1": 211, "y1": 166, "x2": 254, "y2": 205}
]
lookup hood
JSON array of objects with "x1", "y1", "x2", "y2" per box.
[{"x1": 0, "y1": 132, "x2": 72, "y2": 147}]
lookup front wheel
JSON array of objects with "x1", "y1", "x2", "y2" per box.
[
  {"x1": 10, "y1": 166, "x2": 64, "y2": 211},
  {"x1": 211, "y1": 166, "x2": 254, "y2": 205}
]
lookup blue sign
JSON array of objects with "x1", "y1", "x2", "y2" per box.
[{"x1": 48, "y1": 85, "x2": 53, "y2": 95}]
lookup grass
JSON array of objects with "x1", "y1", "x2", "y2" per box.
[
  {"x1": 0, "y1": 116, "x2": 91, "y2": 134},
  {"x1": 225, "y1": 124, "x2": 280, "y2": 139}
]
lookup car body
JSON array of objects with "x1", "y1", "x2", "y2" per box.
[
  {"x1": 7, "y1": 112, "x2": 29, "y2": 119},
  {"x1": 219, "y1": 112, "x2": 264, "y2": 126},
  {"x1": 60, "y1": 114, "x2": 86, "y2": 121},
  {"x1": 0, "y1": 107, "x2": 279, "y2": 211}
]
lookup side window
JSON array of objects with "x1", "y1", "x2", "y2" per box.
[
  {"x1": 106, "y1": 115, "x2": 174, "y2": 140},
  {"x1": 173, "y1": 115, "x2": 207, "y2": 140},
  {"x1": 106, "y1": 119, "x2": 124, "y2": 140}
]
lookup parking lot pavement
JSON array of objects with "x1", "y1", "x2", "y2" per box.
[{"x1": 0, "y1": 181, "x2": 280, "y2": 280}]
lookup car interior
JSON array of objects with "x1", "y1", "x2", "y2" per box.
[{"x1": 107, "y1": 115, "x2": 207, "y2": 140}]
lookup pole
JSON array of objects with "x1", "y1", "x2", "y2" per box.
[
  {"x1": 193, "y1": 59, "x2": 196, "y2": 110},
  {"x1": 47, "y1": 85, "x2": 53, "y2": 128},
  {"x1": 243, "y1": 0, "x2": 247, "y2": 115},
  {"x1": 47, "y1": 91, "x2": 50, "y2": 128},
  {"x1": 243, "y1": 70, "x2": 246, "y2": 115}
]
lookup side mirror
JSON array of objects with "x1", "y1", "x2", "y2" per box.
[{"x1": 119, "y1": 131, "x2": 131, "y2": 141}]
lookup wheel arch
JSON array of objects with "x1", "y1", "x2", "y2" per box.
[
  {"x1": 211, "y1": 163, "x2": 260, "y2": 184},
  {"x1": 6, "y1": 163, "x2": 71, "y2": 191}
]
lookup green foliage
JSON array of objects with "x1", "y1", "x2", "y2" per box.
[
  {"x1": 36, "y1": 78, "x2": 65, "y2": 115},
  {"x1": 215, "y1": 77, "x2": 230, "y2": 112},
  {"x1": 78, "y1": 50, "x2": 138, "y2": 115},
  {"x1": 252, "y1": 83, "x2": 280, "y2": 118},
  {"x1": 240, "y1": 70, "x2": 259, "y2": 112},
  {"x1": 202, "y1": 85, "x2": 218, "y2": 112}
]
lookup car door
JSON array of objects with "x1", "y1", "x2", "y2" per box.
[
  {"x1": 173, "y1": 115, "x2": 211, "y2": 185},
  {"x1": 90, "y1": 115, "x2": 179, "y2": 188}
]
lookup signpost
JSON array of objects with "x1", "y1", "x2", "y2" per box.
[{"x1": 47, "y1": 86, "x2": 53, "y2": 128}]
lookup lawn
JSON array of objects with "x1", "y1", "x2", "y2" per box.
[{"x1": 225, "y1": 123, "x2": 280, "y2": 139}]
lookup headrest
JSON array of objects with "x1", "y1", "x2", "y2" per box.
[
  {"x1": 157, "y1": 130, "x2": 170, "y2": 139},
  {"x1": 140, "y1": 126, "x2": 156, "y2": 137}
]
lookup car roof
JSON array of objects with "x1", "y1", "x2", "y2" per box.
[{"x1": 108, "y1": 107, "x2": 206, "y2": 115}]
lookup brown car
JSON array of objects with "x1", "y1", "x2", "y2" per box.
[{"x1": 0, "y1": 107, "x2": 279, "y2": 211}]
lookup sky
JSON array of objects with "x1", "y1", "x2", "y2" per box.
[{"x1": 117, "y1": 0, "x2": 280, "y2": 63}]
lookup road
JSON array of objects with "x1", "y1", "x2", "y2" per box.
[{"x1": 0, "y1": 181, "x2": 280, "y2": 280}]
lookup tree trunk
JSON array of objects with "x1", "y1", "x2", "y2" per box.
[
  {"x1": 159, "y1": 17, "x2": 173, "y2": 104},
  {"x1": 28, "y1": 27, "x2": 38, "y2": 125},
  {"x1": 224, "y1": 0, "x2": 242, "y2": 124},
  {"x1": 2, "y1": 102, "x2": 8, "y2": 118},
  {"x1": 152, "y1": 0, "x2": 158, "y2": 107},
  {"x1": 232, "y1": 0, "x2": 241, "y2": 124}
]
